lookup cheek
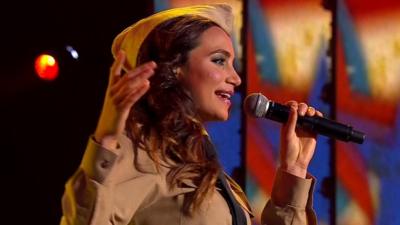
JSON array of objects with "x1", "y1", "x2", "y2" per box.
[
  {"x1": 185, "y1": 62, "x2": 223, "y2": 90},
  {"x1": 193, "y1": 71, "x2": 222, "y2": 86},
  {"x1": 191, "y1": 73, "x2": 220, "y2": 101},
  {"x1": 198, "y1": 61, "x2": 223, "y2": 81},
  {"x1": 207, "y1": 71, "x2": 223, "y2": 81}
]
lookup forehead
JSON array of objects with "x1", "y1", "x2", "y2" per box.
[{"x1": 193, "y1": 26, "x2": 234, "y2": 55}]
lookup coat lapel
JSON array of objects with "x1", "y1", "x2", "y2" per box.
[{"x1": 224, "y1": 173, "x2": 254, "y2": 218}]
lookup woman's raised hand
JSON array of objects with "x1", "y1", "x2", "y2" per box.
[
  {"x1": 94, "y1": 50, "x2": 156, "y2": 149},
  {"x1": 279, "y1": 101, "x2": 323, "y2": 178}
]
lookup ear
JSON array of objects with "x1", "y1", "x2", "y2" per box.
[
  {"x1": 173, "y1": 66, "x2": 185, "y2": 80},
  {"x1": 172, "y1": 67, "x2": 179, "y2": 75}
]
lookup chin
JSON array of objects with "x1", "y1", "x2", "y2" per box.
[
  {"x1": 221, "y1": 114, "x2": 230, "y2": 121},
  {"x1": 201, "y1": 112, "x2": 229, "y2": 122},
  {"x1": 199, "y1": 107, "x2": 230, "y2": 122},
  {"x1": 215, "y1": 112, "x2": 230, "y2": 121}
]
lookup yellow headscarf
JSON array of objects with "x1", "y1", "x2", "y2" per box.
[{"x1": 111, "y1": 4, "x2": 233, "y2": 71}]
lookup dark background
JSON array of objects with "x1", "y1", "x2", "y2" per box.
[{"x1": 1, "y1": 1, "x2": 153, "y2": 224}]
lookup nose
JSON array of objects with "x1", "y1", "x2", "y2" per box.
[{"x1": 227, "y1": 68, "x2": 241, "y2": 87}]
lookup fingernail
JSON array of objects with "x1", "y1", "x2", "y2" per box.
[{"x1": 117, "y1": 51, "x2": 124, "y2": 60}]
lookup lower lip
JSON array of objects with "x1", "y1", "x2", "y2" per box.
[{"x1": 217, "y1": 95, "x2": 231, "y2": 107}]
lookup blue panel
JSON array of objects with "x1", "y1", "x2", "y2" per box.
[
  {"x1": 206, "y1": 93, "x2": 242, "y2": 175},
  {"x1": 248, "y1": 0, "x2": 280, "y2": 84},
  {"x1": 337, "y1": 0, "x2": 370, "y2": 95},
  {"x1": 307, "y1": 44, "x2": 332, "y2": 222}
]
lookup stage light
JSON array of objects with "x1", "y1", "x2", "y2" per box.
[
  {"x1": 66, "y1": 45, "x2": 79, "y2": 60},
  {"x1": 34, "y1": 54, "x2": 59, "y2": 81}
]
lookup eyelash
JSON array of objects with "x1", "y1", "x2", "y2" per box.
[{"x1": 212, "y1": 57, "x2": 226, "y2": 66}]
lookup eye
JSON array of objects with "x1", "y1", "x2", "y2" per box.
[{"x1": 211, "y1": 57, "x2": 226, "y2": 66}]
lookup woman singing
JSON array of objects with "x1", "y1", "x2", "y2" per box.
[{"x1": 60, "y1": 4, "x2": 321, "y2": 225}]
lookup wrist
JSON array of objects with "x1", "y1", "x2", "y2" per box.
[
  {"x1": 93, "y1": 132, "x2": 119, "y2": 150},
  {"x1": 279, "y1": 164, "x2": 307, "y2": 178}
]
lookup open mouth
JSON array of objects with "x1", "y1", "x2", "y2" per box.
[{"x1": 215, "y1": 90, "x2": 232, "y2": 105}]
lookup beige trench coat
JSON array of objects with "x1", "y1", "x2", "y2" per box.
[{"x1": 60, "y1": 134, "x2": 316, "y2": 225}]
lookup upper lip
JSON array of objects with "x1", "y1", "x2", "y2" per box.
[{"x1": 216, "y1": 89, "x2": 234, "y2": 98}]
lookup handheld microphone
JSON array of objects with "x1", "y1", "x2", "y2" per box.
[{"x1": 243, "y1": 93, "x2": 366, "y2": 144}]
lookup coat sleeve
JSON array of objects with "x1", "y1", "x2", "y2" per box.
[
  {"x1": 59, "y1": 135, "x2": 161, "y2": 225},
  {"x1": 261, "y1": 169, "x2": 317, "y2": 225}
]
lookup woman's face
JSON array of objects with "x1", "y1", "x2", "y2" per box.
[{"x1": 180, "y1": 26, "x2": 241, "y2": 122}]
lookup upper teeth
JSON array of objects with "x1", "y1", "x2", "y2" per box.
[{"x1": 219, "y1": 92, "x2": 231, "y2": 99}]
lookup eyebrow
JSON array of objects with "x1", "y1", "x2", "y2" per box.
[{"x1": 209, "y1": 49, "x2": 232, "y2": 58}]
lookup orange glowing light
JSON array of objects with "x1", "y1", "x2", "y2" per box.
[{"x1": 34, "y1": 54, "x2": 59, "y2": 80}]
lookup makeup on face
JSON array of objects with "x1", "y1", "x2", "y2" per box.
[{"x1": 180, "y1": 26, "x2": 241, "y2": 122}]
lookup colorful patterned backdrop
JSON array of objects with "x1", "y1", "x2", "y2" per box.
[
  {"x1": 155, "y1": 1, "x2": 400, "y2": 224},
  {"x1": 335, "y1": 0, "x2": 400, "y2": 224},
  {"x1": 245, "y1": 0, "x2": 332, "y2": 224}
]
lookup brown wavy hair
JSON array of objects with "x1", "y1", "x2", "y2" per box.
[{"x1": 126, "y1": 15, "x2": 223, "y2": 215}]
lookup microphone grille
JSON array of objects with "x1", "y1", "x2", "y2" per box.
[{"x1": 243, "y1": 93, "x2": 269, "y2": 118}]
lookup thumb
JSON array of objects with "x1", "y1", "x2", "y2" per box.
[
  {"x1": 284, "y1": 102, "x2": 298, "y2": 136},
  {"x1": 109, "y1": 50, "x2": 126, "y2": 85}
]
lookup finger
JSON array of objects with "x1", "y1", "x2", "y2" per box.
[
  {"x1": 306, "y1": 106, "x2": 316, "y2": 116},
  {"x1": 315, "y1": 110, "x2": 323, "y2": 117},
  {"x1": 110, "y1": 68, "x2": 154, "y2": 97},
  {"x1": 284, "y1": 101, "x2": 298, "y2": 135},
  {"x1": 120, "y1": 81, "x2": 150, "y2": 110},
  {"x1": 124, "y1": 64, "x2": 156, "y2": 81},
  {"x1": 113, "y1": 78, "x2": 149, "y2": 105},
  {"x1": 112, "y1": 68, "x2": 154, "y2": 105},
  {"x1": 126, "y1": 61, "x2": 157, "y2": 78},
  {"x1": 298, "y1": 102, "x2": 308, "y2": 116},
  {"x1": 110, "y1": 50, "x2": 126, "y2": 84},
  {"x1": 110, "y1": 61, "x2": 156, "y2": 92},
  {"x1": 285, "y1": 100, "x2": 297, "y2": 106}
]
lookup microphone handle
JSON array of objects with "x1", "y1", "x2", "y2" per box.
[{"x1": 265, "y1": 101, "x2": 365, "y2": 144}]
